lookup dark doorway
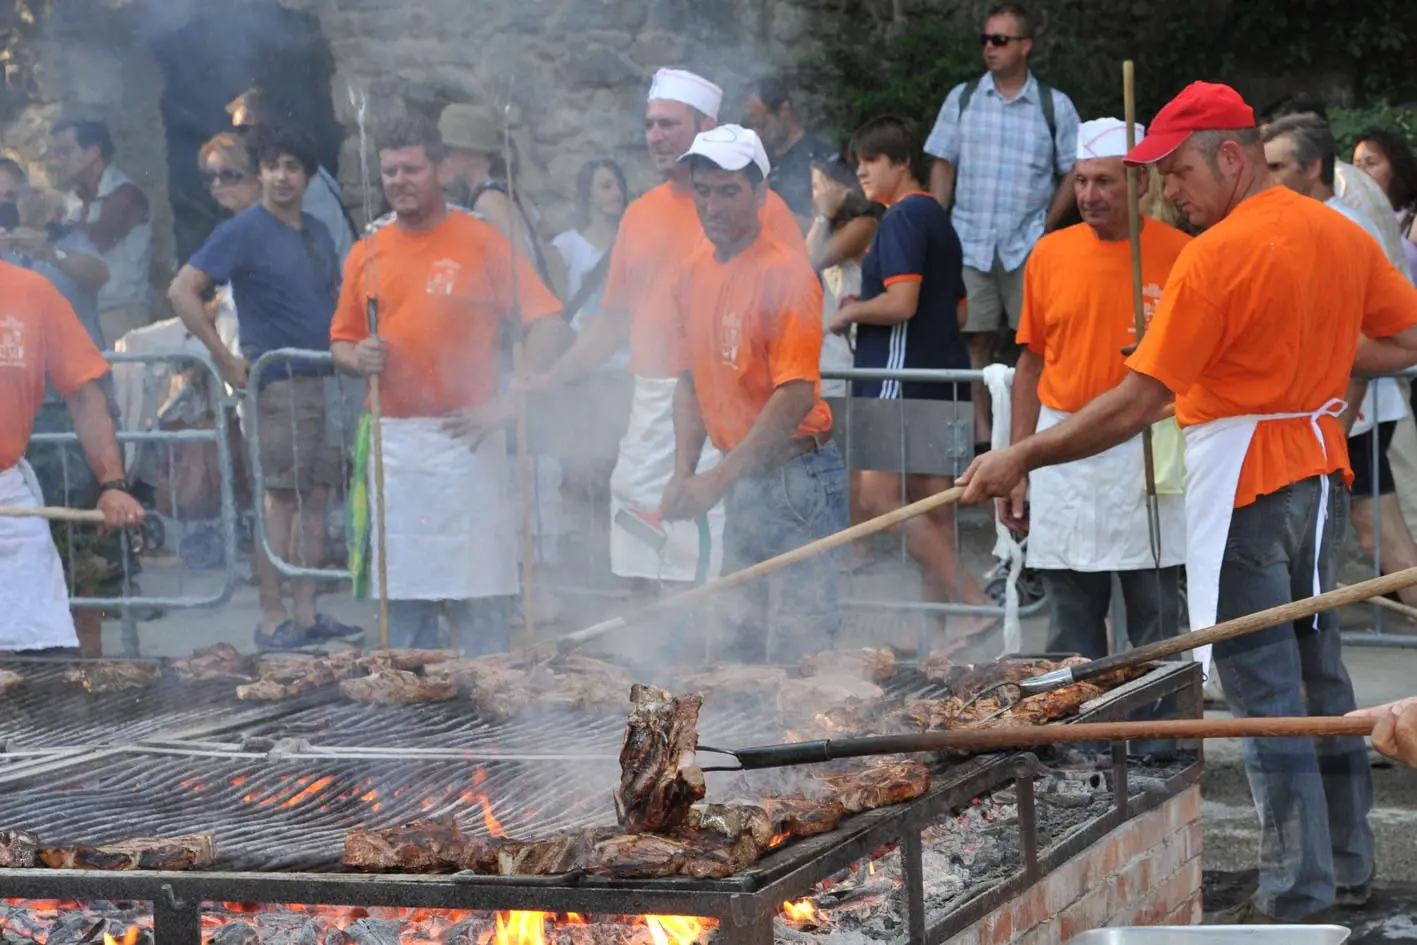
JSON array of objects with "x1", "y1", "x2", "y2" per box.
[{"x1": 153, "y1": 2, "x2": 342, "y2": 264}]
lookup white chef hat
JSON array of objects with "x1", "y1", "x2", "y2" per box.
[
  {"x1": 1077, "y1": 117, "x2": 1145, "y2": 160},
  {"x1": 678, "y1": 124, "x2": 771, "y2": 177},
  {"x1": 648, "y1": 68, "x2": 723, "y2": 121}
]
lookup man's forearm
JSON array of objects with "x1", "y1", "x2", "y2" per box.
[
  {"x1": 715, "y1": 381, "x2": 816, "y2": 483},
  {"x1": 66, "y1": 380, "x2": 125, "y2": 484},
  {"x1": 1355, "y1": 335, "x2": 1417, "y2": 375},
  {"x1": 544, "y1": 307, "x2": 630, "y2": 386},
  {"x1": 1044, "y1": 176, "x2": 1076, "y2": 231},
  {"x1": 523, "y1": 317, "x2": 573, "y2": 372},
  {"x1": 58, "y1": 252, "x2": 108, "y2": 292},
  {"x1": 1011, "y1": 350, "x2": 1044, "y2": 445},
  {"x1": 331, "y1": 340, "x2": 363, "y2": 376},
  {"x1": 929, "y1": 159, "x2": 956, "y2": 209},
  {"x1": 1343, "y1": 378, "x2": 1369, "y2": 435},
  {"x1": 1018, "y1": 372, "x2": 1171, "y2": 472},
  {"x1": 672, "y1": 372, "x2": 708, "y2": 477}
]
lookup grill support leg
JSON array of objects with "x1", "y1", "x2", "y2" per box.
[
  {"x1": 902, "y1": 826, "x2": 926, "y2": 944},
  {"x1": 152, "y1": 884, "x2": 201, "y2": 945},
  {"x1": 721, "y1": 912, "x2": 774, "y2": 945}
]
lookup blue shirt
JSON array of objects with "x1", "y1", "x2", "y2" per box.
[
  {"x1": 854, "y1": 193, "x2": 971, "y2": 401},
  {"x1": 923, "y1": 72, "x2": 1079, "y2": 272},
  {"x1": 190, "y1": 204, "x2": 339, "y2": 379}
]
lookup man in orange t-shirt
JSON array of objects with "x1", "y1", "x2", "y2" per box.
[
  {"x1": 531, "y1": 68, "x2": 804, "y2": 587},
  {"x1": 1011, "y1": 117, "x2": 1190, "y2": 659},
  {"x1": 331, "y1": 117, "x2": 567, "y2": 655},
  {"x1": 960, "y1": 82, "x2": 1417, "y2": 923},
  {"x1": 659, "y1": 125, "x2": 846, "y2": 664},
  {"x1": 0, "y1": 260, "x2": 144, "y2": 655}
]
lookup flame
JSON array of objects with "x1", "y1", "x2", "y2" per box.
[
  {"x1": 282, "y1": 775, "x2": 333, "y2": 809},
  {"x1": 563, "y1": 913, "x2": 587, "y2": 925},
  {"x1": 781, "y1": 899, "x2": 817, "y2": 923},
  {"x1": 768, "y1": 831, "x2": 789, "y2": 848},
  {"x1": 868, "y1": 860, "x2": 877, "y2": 875},
  {"x1": 491, "y1": 911, "x2": 547, "y2": 945},
  {"x1": 103, "y1": 930, "x2": 140, "y2": 945},
  {"x1": 638, "y1": 916, "x2": 711, "y2": 945}
]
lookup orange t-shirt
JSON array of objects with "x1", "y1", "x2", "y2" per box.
[
  {"x1": 668, "y1": 232, "x2": 832, "y2": 454},
  {"x1": 0, "y1": 261, "x2": 110, "y2": 471},
  {"x1": 1018, "y1": 219, "x2": 1192, "y2": 411},
  {"x1": 601, "y1": 181, "x2": 804, "y2": 379},
  {"x1": 1127, "y1": 186, "x2": 1417, "y2": 507},
  {"x1": 331, "y1": 211, "x2": 562, "y2": 418}
]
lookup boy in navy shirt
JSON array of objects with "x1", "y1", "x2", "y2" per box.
[
  {"x1": 829, "y1": 115, "x2": 994, "y2": 643},
  {"x1": 169, "y1": 125, "x2": 362, "y2": 652}
]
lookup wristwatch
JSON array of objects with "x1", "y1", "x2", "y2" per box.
[{"x1": 99, "y1": 478, "x2": 130, "y2": 494}]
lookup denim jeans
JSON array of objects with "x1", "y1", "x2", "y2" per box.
[
  {"x1": 1212, "y1": 473, "x2": 1373, "y2": 919},
  {"x1": 388, "y1": 596, "x2": 515, "y2": 656},
  {"x1": 1042, "y1": 566, "x2": 1185, "y2": 659},
  {"x1": 720, "y1": 443, "x2": 850, "y2": 664}
]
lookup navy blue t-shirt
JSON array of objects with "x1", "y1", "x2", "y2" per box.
[
  {"x1": 190, "y1": 204, "x2": 340, "y2": 381},
  {"x1": 854, "y1": 193, "x2": 971, "y2": 401}
]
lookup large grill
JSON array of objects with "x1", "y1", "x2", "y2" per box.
[{"x1": 0, "y1": 655, "x2": 1203, "y2": 945}]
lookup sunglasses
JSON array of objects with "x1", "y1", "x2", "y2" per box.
[
  {"x1": 981, "y1": 33, "x2": 1026, "y2": 47},
  {"x1": 202, "y1": 169, "x2": 247, "y2": 186}
]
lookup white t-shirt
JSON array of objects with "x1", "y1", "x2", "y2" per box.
[
  {"x1": 820, "y1": 261, "x2": 859, "y2": 399},
  {"x1": 551, "y1": 228, "x2": 628, "y2": 369},
  {"x1": 1325, "y1": 195, "x2": 1410, "y2": 429}
]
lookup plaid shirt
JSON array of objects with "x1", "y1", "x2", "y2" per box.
[{"x1": 924, "y1": 71, "x2": 1079, "y2": 273}]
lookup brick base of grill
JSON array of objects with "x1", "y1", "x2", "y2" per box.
[{"x1": 944, "y1": 785, "x2": 1204, "y2": 945}]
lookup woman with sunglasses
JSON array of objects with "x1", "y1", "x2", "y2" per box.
[{"x1": 197, "y1": 133, "x2": 262, "y2": 366}]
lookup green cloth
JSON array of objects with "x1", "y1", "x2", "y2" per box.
[{"x1": 347, "y1": 413, "x2": 372, "y2": 599}]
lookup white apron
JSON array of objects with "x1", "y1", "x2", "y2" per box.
[
  {"x1": 368, "y1": 418, "x2": 518, "y2": 601},
  {"x1": 1027, "y1": 406, "x2": 1187, "y2": 571},
  {"x1": 0, "y1": 463, "x2": 79, "y2": 651},
  {"x1": 608, "y1": 376, "x2": 726, "y2": 582},
  {"x1": 1182, "y1": 399, "x2": 1346, "y2": 680}
]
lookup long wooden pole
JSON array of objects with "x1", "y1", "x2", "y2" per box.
[
  {"x1": 551, "y1": 486, "x2": 967, "y2": 654},
  {"x1": 504, "y1": 98, "x2": 537, "y2": 651},
  {"x1": 0, "y1": 506, "x2": 106, "y2": 523}
]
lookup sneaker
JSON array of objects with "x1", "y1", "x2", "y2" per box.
[
  {"x1": 1204, "y1": 899, "x2": 1336, "y2": 925},
  {"x1": 254, "y1": 620, "x2": 326, "y2": 653},
  {"x1": 1335, "y1": 877, "x2": 1372, "y2": 909},
  {"x1": 307, "y1": 613, "x2": 366, "y2": 646}
]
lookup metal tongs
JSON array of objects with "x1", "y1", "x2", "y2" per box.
[
  {"x1": 954, "y1": 566, "x2": 1417, "y2": 722},
  {"x1": 695, "y1": 716, "x2": 1375, "y2": 772}
]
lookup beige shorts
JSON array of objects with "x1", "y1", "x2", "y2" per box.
[
  {"x1": 962, "y1": 255, "x2": 1026, "y2": 333},
  {"x1": 256, "y1": 376, "x2": 342, "y2": 492}
]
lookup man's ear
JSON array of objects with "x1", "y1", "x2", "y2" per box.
[
  {"x1": 754, "y1": 182, "x2": 767, "y2": 207},
  {"x1": 1135, "y1": 164, "x2": 1151, "y2": 199},
  {"x1": 1303, "y1": 158, "x2": 1324, "y2": 185}
]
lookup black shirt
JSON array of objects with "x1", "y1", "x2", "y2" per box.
[
  {"x1": 854, "y1": 193, "x2": 970, "y2": 401},
  {"x1": 767, "y1": 132, "x2": 835, "y2": 221}
]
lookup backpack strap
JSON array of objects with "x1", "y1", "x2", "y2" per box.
[{"x1": 957, "y1": 76, "x2": 981, "y2": 118}]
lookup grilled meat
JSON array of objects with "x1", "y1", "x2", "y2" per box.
[
  {"x1": 63, "y1": 661, "x2": 161, "y2": 694},
  {"x1": 425, "y1": 655, "x2": 535, "y2": 717},
  {"x1": 615, "y1": 684, "x2": 705, "y2": 833},
  {"x1": 680, "y1": 832, "x2": 760, "y2": 879},
  {"x1": 684, "y1": 803, "x2": 773, "y2": 850},
  {"x1": 237, "y1": 654, "x2": 361, "y2": 700},
  {"x1": 587, "y1": 833, "x2": 688, "y2": 878},
  {"x1": 675, "y1": 664, "x2": 788, "y2": 700},
  {"x1": 544, "y1": 654, "x2": 634, "y2": 714},
  {"x1": 821, "y1": 762, "x2": 932, "y2": 812},
  {"x1": 343, "y1": 818, "x2": 466, "y2": 873},
  {"x1": 762, "y1": 797, "x2": 845, "y2": 839},
  {"x1": 0, "y1": 829, "x2": 39, "y2": 868},
  {"x1": 778, "y1": 674, "x2": 885, "y2": 712},
  {"x1": 800, "y1": 647, "x2": 896, "y2": 684},
  {"x1": 357, "y1": 650, "x2": 459, "y2": 672},
  {"x1": 0, "y1": 669, "x2": 24, "y2": 695},
  {"x1": 38, "y1": 834, "x2": 214, "y2": 870},
  {"x1": 236, "y1": 679, "x2": 297, "y2": 701},
  {"x1": 170, "y1": 643, "x2": 255, "y2": 683},
  {"x1": 489, "y1": 835, "x2": 591, "y2": 876},
  {"x1": 339, "y1": 669, "x2": 457, "y2": 706}
]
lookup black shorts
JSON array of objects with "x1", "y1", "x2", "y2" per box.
[{"x1": 1348, "y1": 420, "x2": 1396, "y2": 498}]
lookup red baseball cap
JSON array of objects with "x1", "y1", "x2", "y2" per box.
[{"x1": 1123, "y1": 81, "x2": 1256, "y2": 166}]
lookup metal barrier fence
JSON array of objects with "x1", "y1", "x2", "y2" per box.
[{"x1": 27, "y1": 350, "x2": 240, "y2": 655}]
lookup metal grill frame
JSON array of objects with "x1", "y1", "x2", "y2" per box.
[{"x1": 0, "y1": 662, "x2": 1202, "y2": 945}]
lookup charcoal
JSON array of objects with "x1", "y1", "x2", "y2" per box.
[
  {"x1": 614, "y1": 684, "x2": 704, "y2": 833},
  {"x1": 821, "y1": 762, "x2": 932, "y2": 812},
  {"x1": 587, "y1": 833, "x2": 688, "y2": 878},
  {"x1": 0, "y1": 829, "x2": 39, "y2": 867},
  {"x1": 339, "y1": 670, "x2": 456, "y2": 706},
  {"x1": 800, "y1": 647, "x2": 896, "y2": 684},
  {"x1": 38, "y1": 834, "x2": 214, "y2": 870},
  {"x1": 63, "y1": 661, "x2": 161, "y2": 694},
  {"x1": 341, "y1": 919, "x2": 404, "y2": 945},
  {"x1": 443, "y1": 919, "x2": 495, "y2": 945},
  {"x1": 41, "y1": 914, "x2": 105, "y2": 945},
  {"x1": 0, "y1": 669, "x2": 24, "y2": 694},
  {"x1": 211, "y1": 924, "x2": 260, "y2": 945},
  {"x1": 342, "y1": 818, "x2": 465, "y2": 873}
]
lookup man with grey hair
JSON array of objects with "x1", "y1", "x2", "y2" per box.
[{"x1": 959, "y1": 81, "x2": 1417, "y2": 924}]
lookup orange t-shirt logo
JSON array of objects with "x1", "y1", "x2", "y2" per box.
[
  {"x1": 426, "y1": 259, "x2": 462, "y2": 297},
  {"x1": 717, "y1": 310, "x2": 742, "y2": 368},
  {"x1": 0, "y1": 315, "x2": 25, "y2": 367}
]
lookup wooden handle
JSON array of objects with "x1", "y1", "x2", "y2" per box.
[
  {"x1": 555, "y1": 486, "x2": 965, "y2": 651},
  {"x1": 1077, "y1": 565, "x2": 1417, "y2": 683},
  {"x1": 1339, "y1": 582, "x2": 1417, "y2": 621},
  {"x1": 0, "y1": 505, "x2": 106, "y2": 523},
  {"x1": 368, "y1": 374, "x2": 391, "y2": 651},
  {"x1": 922, "y1": 715, "x2": 1374, "y2": 752}
]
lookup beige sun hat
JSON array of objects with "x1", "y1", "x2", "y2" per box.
[{"x1": 439, "y1": 104, "x2": 505, "y2": 154}]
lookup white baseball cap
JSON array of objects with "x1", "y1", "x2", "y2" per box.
[
  {"x1": 677, "y1": 124, "x2": 772, "y2": 177},
  {"x1": 648, "y1": 68, "x2": 723, "y2": 121},
  {"x1": 1077, "y1": 117, "x2": 1145, "y2": 161}
]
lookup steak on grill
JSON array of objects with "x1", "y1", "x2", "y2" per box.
[
  {"x1": 685, "y1": 803, "x2": 773, "y2": 850},
  {"x1": 615, "y1": 684, "x2": 705, "y2": 833},
  {"x1": 357, "y1": 650, "x2": 459, "y2": 672},
  {"x1": 778, "y1": 675, "x2": 885, "y2": 713},
  {"x1": 821, "y1": 762, "x2": 932, "y2": 812},
  {"x1": 0, "y1": 669, "x2": 24, "y2": 695},
  {"x1": 425, "y1": 655, "x2": 535, "y2": 717},
  {"x1": 38, "y1": 834, "x2": 214, "y2": 870},
  {"x1": 63, "y1": 661, "x2": 162, "y2": 694},
  {"x1": 675, "y1": 664, "x2": 788, "y2": 700},
  {"x1": 171, "y1": 643, "x2": 254, "y2": 683},
  {"x1": 343, "y1": 818, "x2": 466, "y2": 873},
  {"x1": 800, "y1": 647, "x2": 896, "y2": 684},
  {"x1": 489, "y1": 835, "x2": 591, "y2": 876},
  {"x1": 587, "y1": 833, "x2": 689, "y2": 878},
  {"x1": 237, "y1": 654, "x2": 361, "y2": 700},
  {"x1": 0, "y1": 829, "x2": 39, "y2": 867},
  {"x1": 339, "y1": 669, "x2": 457, "y2": 705},
  {"x1": 680, "y1": 832, "x2": 760, "y2": 879},
  {"x1": 762, "y1": 797, "x2": 846, "y2": 839}
]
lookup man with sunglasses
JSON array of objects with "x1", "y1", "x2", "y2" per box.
[
  {"x1": 169, "y1": 124, "x2": 363, "y2": 653},
  {"x1": 924, "y1": 2, "x2": 1079, "y2": 450}
]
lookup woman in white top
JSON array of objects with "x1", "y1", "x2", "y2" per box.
[
  {"x1": 806, "y1": 154, "x2": 880, "y2": 397},
  {"x1": 551, "y1": 158, "x2": 629, "y2": 340}
]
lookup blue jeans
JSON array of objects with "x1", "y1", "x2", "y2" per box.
[
  {"x1": 720, "y1": 442, "x2": 849, "y2": 664},
  {"x1": 1212, "y1": 474, "x2": 1373, "y2": 919},
  {"x1": 388, "y1": 597, "x2": 515, "y2": 656}
]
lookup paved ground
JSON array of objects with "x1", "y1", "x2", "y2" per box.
[{"x1": 95, "y1": 501, "x2": 1417, "y2": 935}]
